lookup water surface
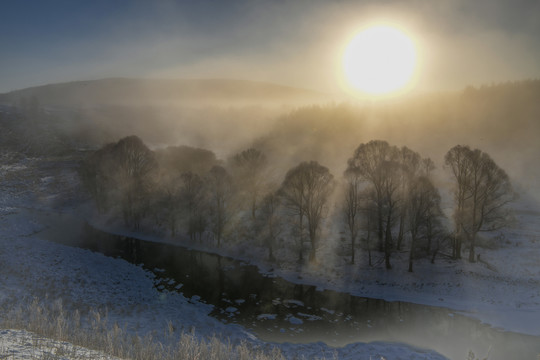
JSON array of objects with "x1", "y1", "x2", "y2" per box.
[{"x1": 67, "y1": 225, "x2": 540, "y2": 360}]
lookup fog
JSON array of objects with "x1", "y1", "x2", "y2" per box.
[
  {"x1": 0, "y1": 79, "x2": 540, "y2": 205},
  {"x1": 2, "y1": 78, "x2": 539, "y2": 196}
]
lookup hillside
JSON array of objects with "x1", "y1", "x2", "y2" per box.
[
  {"x1": 253, "y1": 80, "x2": 540, "y2": 192},
  {"x1": 0, "y1": 78, "x2": 330, "y2": 108}
]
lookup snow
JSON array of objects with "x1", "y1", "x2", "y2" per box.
[
  {"x1": 283, "y1": 299, "x2": 305, "y2": 308},
  {"x1": 257, "y1": 314, "x2": 277, "y2": 320},
  {"x1": 0, "y1": 329, "x2": 119, "y2": 360},
  {"x1": 321, "y1": 307, "x2": 336, "y2": 315},
  {"x1": 286, "y1": 315, "x2": 303, "y2": 325},
  {"x1": 297, "y1": 312, "x2": 323, "y2": 321},
  {"x1": 0, "y1": 156, "x2": 449, "y2": 359}
]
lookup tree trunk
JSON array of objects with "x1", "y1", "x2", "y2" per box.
[
  {"x1": 469, "y1": 187, "x2": 478, "y2": 263},
  {"x1": 251, "y1": 197, "x2": 256, "y2": 220},
  {"x1": 378, "y1": 206, "x2": 384, "y2": 252},
  {"x1": 385, "y1": 251, "x2": 392, "y2": 270},
  {"x1": 268, "y1": 243, "x2": 275, "y2": 262},
  {"x1": 453, "y1": 227, "x2": 462, "y2": 259},
  {"x1": 431, "y1": 246, "x2": 438, "y2": 264},
  {"x1": 426, "y1": 218, "x2": 432, "y2": 254},
  {"x1": 468, "y1": 233, "x2": 476, "y2": 263},
  {"x1": 351, "y1": 236, "x2": 355, "y2": 264},
  {"x1": 309, "y1": 229, "x2": 317, "y2": 263},
  {"x1": 309, "y1": 248, "x2": 316, "y2": 263},
  {"x1": 454, "y1": 190, "x2": 465, "y2": 259},
  {"x1": 397, "y1": 213, "x2": 405, "y2": 250},
  {"x1": 384, "y1": 212, "x2": 393, "y2": 270},
  {"x1": 298, "y1": 216, "x2": 304, "y2": 263},
  {"x1": 408, "y1": 232, "x2": 416, "y2": 272},
  {"x1": 367, "y1": 218, "x2": 372, "y2": 267}
]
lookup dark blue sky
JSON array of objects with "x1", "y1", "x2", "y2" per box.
[{"x1": 1, "y1": 0, "x2": 539, "y2": 93}]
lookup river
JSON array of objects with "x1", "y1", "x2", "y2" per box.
[{"x1": 46, "y1": 223, "x2": 538, "y2": 360}]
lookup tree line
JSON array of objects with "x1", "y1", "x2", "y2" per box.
[{"x1": 79, "y1": 136, "x2": 515, "y2": 272}]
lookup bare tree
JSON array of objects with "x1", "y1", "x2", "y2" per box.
[
  {"x1": 406, "y1": 176, "x2": 443, "y2": 272},
  {"x1": 279, "y1": 161, "x2": 334, "y2": 263},
  {"x1": 80, "y1": 136, "x2": 157, "y2": 229},
  {"x1": 206, "y1": 165, "x2": 234, "y2": 247},
  {"x1": 444, "y1": 145, "x2": 471, "y2": 259},
  {"x1": 154, "y1": 170, "x2": 183, "y2": 236},
  {"x1": 79, "y1": 143, "x2": 116, "y2": 213},
  {"x1": 112, "y1": 136, "x2": 158, "y2": 229},
  {"x1": 359, "y1": 189, "x2": 379, "y2": 267},
  {"x1": 180, "y1": 171, "x2": 207, "y2": 241},
  {"x1": 395, "y1": 146, "x2": 422, "y2": 251},
  {"x1": 256, "y1": 191, "x2": 283, "y2": 261},
  {"x1": 229, "y1": 148, "x2": 268, "y2": 220},
  {"x1": 346, "y1": 140, "x2": 401, "y2": 269},
  {"x1": 445, "y1": 145, "x2": 516, "y2": 262},
  {"x1": 342, "y1": 174, "x2": 363, "y2": 264}
]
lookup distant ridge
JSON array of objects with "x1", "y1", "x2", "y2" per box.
[{"x1": 0, "y1": 78, "x2": 330, "y2": 107}]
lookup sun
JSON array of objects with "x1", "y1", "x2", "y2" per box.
[{"x1": 342, "y1": 26, "x2": 417, "y2": 95}]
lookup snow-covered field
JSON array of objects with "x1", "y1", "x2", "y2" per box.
[{"x1": 2, "y1": 155, "x2": 539, "y2": 359}]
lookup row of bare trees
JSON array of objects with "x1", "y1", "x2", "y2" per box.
[
  {"x1": 79, "y1": 136, "x2": 515, "y2": 270},
  {"x1": 343, "y1": 141, "x2": 444, "y2": 271}
]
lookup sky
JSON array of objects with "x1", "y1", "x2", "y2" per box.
[{"x1": 1, "y1": 0, "x2": 540, "y2": 94}]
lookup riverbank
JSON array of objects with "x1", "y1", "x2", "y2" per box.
[{"x1": 87, "y1": 192, "x2": 540, "y2": 338}]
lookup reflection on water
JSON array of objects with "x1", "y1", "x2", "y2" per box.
[{"x1": 72, "y1": 225, "x2": 540, "y2": 360}]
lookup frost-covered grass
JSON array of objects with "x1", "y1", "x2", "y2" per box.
[{"x1": 0, "y1": 298, "x2": 286, "y2": 360}]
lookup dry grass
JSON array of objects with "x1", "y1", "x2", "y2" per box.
[{"x1": 0, "y1": 297, "x2": 289, "y2": 360}]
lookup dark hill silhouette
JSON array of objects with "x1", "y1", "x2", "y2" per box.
[{"x1": 0, "y1": 78, "x2": 330, "y2": 107}]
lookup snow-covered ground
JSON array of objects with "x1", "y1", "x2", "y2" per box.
[
  {"x1": 0, "y1": 158, "x2": 449, "y2": 359},
  {"x1": 0, "y1": 329, "x2": 119, "y2": 360}
]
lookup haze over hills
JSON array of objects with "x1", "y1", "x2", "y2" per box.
[
  {"x1": 0, "y1": 78, "x2": 332, "y2": 108},
  {"x1": 1, "y1": 77, "x2": 539, "y2": 194}
]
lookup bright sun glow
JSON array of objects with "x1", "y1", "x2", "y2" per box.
[{"x1": 343, "y1": 26, "x2": 416, "y2": 95}]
